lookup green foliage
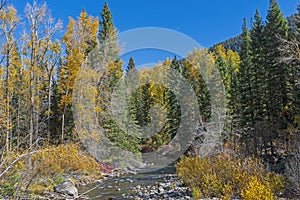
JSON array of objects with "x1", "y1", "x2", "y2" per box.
[
  {"x1": 210, "y1": 35, "x2": 242, "y2": 53},
  {"x1": 264, "y1": 0, "x2": 292, "y2": 126},
  {"x1": 98, "y1": 2, "x2": 119, "y2": 58},
  {"x1": 0, "y1": 170, "x2": 20, "y2": 196},
  {"x1": 126, "y1": 57, "x2": 135, "y2": 74},
  {"x1": 0, "y1": 1, "x2": 299, "y2": 199},
  {"x1": 212, "y1": 45, "x2": 240, "y2": 138},
  {"x1": 236, "y1": 0, "x2": 298, "y2": 169}
]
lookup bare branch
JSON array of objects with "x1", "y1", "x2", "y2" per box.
[{"x1": 276, "y1": 33, "x2": 300, "y2": 64}]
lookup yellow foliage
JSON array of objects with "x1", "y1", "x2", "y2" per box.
[
  {"x1": 192, "y1": 186, "x2": 202, "y2": 199},
  {"x1": 241, "y1": 176, "x2": 274, "y2": 200},
  {"x1": 58, "y1": 9, "x2": 99, "y2": 113},
  {"x1": 31, "y1": 143, "x2": 100, "y2": 176},
  {"x1": 176, "y1": 153, "x2": 284, "y2": 199},
  {"x1": 30, "y1": 184, "x2": 46, "y2": 195}
]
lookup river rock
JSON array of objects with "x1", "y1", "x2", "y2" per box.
[
  {"x1": 137, "y1": 191, "x2": 142, "y2": 197},
  {"x1": 158, "y1": 186, "x2": 164, "y2": 193},
  {"x1": 126, "y1": 174, "x2": 192, "y2": 199},
  {"x1": 54, "y1": 179, "x2": 78, "y2": 197}
]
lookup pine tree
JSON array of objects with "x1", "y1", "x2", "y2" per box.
[
  {"x1": 124, "y1": 57, "x2": 141, "y2": 128},
  {"x1": 292, "y1": 4, "x2": 300, "y2": 127},
  {"x1": 98, "y1": 2, "x2": 119, "y2": 59},
  {"x1": 165, "y1": 57, "x2": 181, "y2": 141},
  {"x1": 295, "y1": 4, "x2": 300, "y2": 41},
  {"x1": 238, "y1": 18, "x2": 256, "y2": 154},
  {"x1": 182, "y1": 56, "x2": 211, "y2": 122},
  {"x1": 126, "y1": 57, "x2": 135, "y2": 74},
  {"x1": 250, "y1": 0, "x2": 293, "y2": 163},
  {"x1": 97, "y1": 2, "x2": 122, "y2": 126},
  {"x1": 227, "y1": 52, "x2": 240, "y2": 137},
  {"x1": 213, "y1": 45, "x2": 240, "y2": 141},
  {"x1": 250, "y1": 9, "x2": 266, "y2": 123},
  {"x1": 264, "y1": 0, "x2": 291, "y2": 127}
]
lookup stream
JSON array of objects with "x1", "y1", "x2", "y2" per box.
[{"x1": 79, "y1": 166, "x2": 193, "y2": 200}]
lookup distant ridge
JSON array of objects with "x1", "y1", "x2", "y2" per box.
[{"x1": 209, "y1": 15, "x2": 295, "y2": 54}]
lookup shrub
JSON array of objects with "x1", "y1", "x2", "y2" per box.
[
  {"x1": 0, "y1": 143, "x2": 101, "y2": 196},
  {"x1": 30, "y1": 184, "x2": 46, "y2": 195},
  {"x1": 31, "y1": 143, "x2": 100, "y2": 176},
  {"x1": 176, "y1": 153, "x2": 284, "y2": 199},
  {"x1": 241, "y1": 176, "x2": 274, "y2": 200}
]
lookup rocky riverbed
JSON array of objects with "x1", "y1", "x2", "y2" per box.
[
  {"x1": 122, "y1": 174, "x2": 192, "y2": 200},
  {"x1": 78, "y1": 166, "x2": 194, "y2": 200}
]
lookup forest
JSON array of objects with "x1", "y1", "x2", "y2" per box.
[{"x1": 0, "y1": 0, "x2": 299, "y2": 199}]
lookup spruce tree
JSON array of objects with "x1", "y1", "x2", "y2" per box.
[
  {"x1": 295, "y1": 4, "x2": 300, "y2": 40},
  {"x1": 239, "y1": 18, "x2": 253, "y2": 127},
  {"x1": 264, "y1": 0, "x2": 291, "y2": 127},
  {"x1": 293, "y1": 5, "x2": 300, "y2": 127},
  {"x1": 250, "y1": 9, "x2": 266, "y2": 123},
  {"x1": 126, "y1": 57, "x2": 135, "y2": 74},
  {"x1": 257, "y1": 0, "x2": 293, "y2": 164},
  {"x1": 239, "y1": 18, "x2": 256, "y2": 154},
  {"x1": 166, "y1": 57, "x2": 181, "y2": 140},
  {"x1": 99, "y1": 2, "x2": 119, "y2": 58}
]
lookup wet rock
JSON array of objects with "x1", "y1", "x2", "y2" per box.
[
  {"x1": 53, "y1": 179, "x2": 78, "y2": 197},
  {"x1": 158, "y1": 186, "x2": 164, "y2": 193},
  {"x1": 137, "y1": 191, "x2": 142, "y2": 197},
  {"x1": 126, "y1": 178, "x2": 133, "y2": 183},
  {"x1": 142, "y1": 193, "x2": 149, "y2": 198},
  {"x1": 126, "y1": 174, "x2": 192, "y2": 199}
]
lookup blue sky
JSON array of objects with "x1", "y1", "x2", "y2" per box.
[{"x1": 11, "y1": 0, "x2": 300, "y2": 67}]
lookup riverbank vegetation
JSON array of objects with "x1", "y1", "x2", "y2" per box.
[
  {"x1": 176, "y1": 153, "x2": 284, "y2": 200},
  {"x1": 0, "y1": 0, "x2": 299, "y2": 199},
  {"x1": 177, "y1": 0, "x2": 300, "y2": 199}
]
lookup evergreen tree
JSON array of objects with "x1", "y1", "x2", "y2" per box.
[
  {"x1": 98, "y1": 2, "x2": 119, "y2": 58},
  {"x1": 250, "y1": 9, "x2": 266, "y2": 123},
  {"x1": 264, "y1": 0, "x2": 291, "y2": 128},
  {"x1": 213, "y1": 45, "x2": 240, "y2": 141},
  {"x1": 97, "y1": 2, "x2": 122, "y2": 128},
  {"x1": 126, "y1": 57, "x2": 135, "y2": 74},
  {"x1": 293, "y1": 5, "x2": 300, "y2": 127},
  {"x1": 239, "y1": 18, "x2": 253, "y2": 128},
  {"x1": 238, "y1": 18, "x2": 256, "y2": 154},
  {"x1": 166, "y1": 57, "x2": 181, "y2": 141},
  {"x1": 295, "y1": 4, "x2": 300, "y2": 40}
]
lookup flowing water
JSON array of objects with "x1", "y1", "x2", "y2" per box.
[{"x1": 79, "y1": 166, "x2": 176, "y2": 200}]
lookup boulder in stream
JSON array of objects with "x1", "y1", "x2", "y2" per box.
[{"x1": 54, "y1": 179, "x2": 78, "y2": 198}]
